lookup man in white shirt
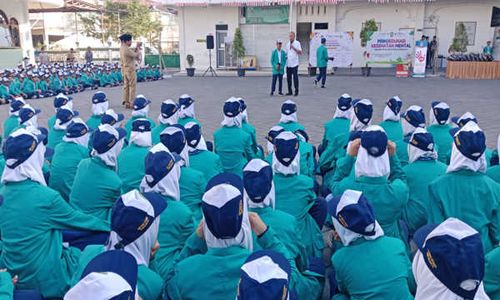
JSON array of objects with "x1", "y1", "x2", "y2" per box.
[{"x1": 285, "y1": 32, "x2": 302, "y2": 96}]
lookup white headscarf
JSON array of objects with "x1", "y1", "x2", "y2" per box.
[
  {"x1": 1, "y1": 128, "x2": 47, "y2": 186},
  {"x1": 333, "y1": 94, "x2": 353, "y2": 119},
  {"x1": 354, "y1": 125, "x2": 390, "y2": 178},
  {"x1": 279, "y1": 100, "x2": 298, "y2": 124},
  {"x1": 350, "y1": 99, "x2": 372, "y2": 132},
  {"x1": 160, "y1": 126, "x2": 190, "y2": 166},
  {"x1": 64, "y1": 271, "x2": 137, "y2": 300},
  {"x1": 158, "y1": 99, "x2": 179, "y2": 125},
  {"x1": 383, "y1": 96, "x2": 402, "y2": 122},
  {"x1": 92, "y1": 100, "x2": 109, "y2": 116},
  {"x1": 202, "y1": 182, "x2": 253, "y2": 251},
  {"x1": 221, "y1": 97, "x2": 242, "y2": 128},
  {"x1": 243, "y1": 159, "x2": 276, "y2": 209},
  {"x1": 429, "y1": 102, "x2": 450, "y2": 125},
  {"x1": 62, "y1": 118, "x2": 90, "y2": 148},
  {"x1": 9, "y1": 97, "x2": 25, "y2": 116},
  {"x1": 131, "y1": 96, "x2": 150, "y2": 118},
  {"x1": 179, "y1": 94, "x2": 195, "y2": 118},
  {"x1": 91, "y1": 125, "x2": 124, "y2": 168},
  {"x1": 140, "y1": 143, "x2": 181, "y2": 201},
  {"x1": 184, "y1": 122, "x2": 208, "y2": 152},
  {"x1": 271, "y1": 131, "x2": 301, "y2": 176},
  {"x1": 402, "y1": 105, "x2": 426, "y2": 137},
  {"x1": 129, "y1": 119, "x2": 152, "y2": 148},
  {"x1": 266, "y1": 126, "x2": 284, "y2": 156},
  {"x1": 54, "y1": 104, "x2": 76, "y2": 131},
  {"x1": 408, "y1": 128, "x2": 438, "y2": 164},
  {"x1": 447, "y1": 122, "x2": 487, "y2": 173},
  {"x1": 19, "y1": 104, "x2": 39, "y2": 128}
]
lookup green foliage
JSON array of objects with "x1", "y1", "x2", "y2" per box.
[
  {"x1": 449, "y1": 22, "x2": 468, "y2": 53},
  {"x1": 124, "y1": 0, "x2": 161, "y2": 45},
  {"x1": 360, "y1": 19, "x2": 378, "y2": 47},
  {"x1": 233, "y1": 27, "x2": 245, "y2": 62},
  {"x1": 186, "y1": 54, "x2": 194, "y2": 67}
]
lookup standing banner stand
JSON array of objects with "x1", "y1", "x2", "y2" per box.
[{"x1": 412, "y1": 40, "x2": 428, "y2": 77}]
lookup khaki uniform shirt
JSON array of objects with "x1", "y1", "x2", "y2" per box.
[{"x1": 120, "y1": 45, "x2": 139, "y2": 72}]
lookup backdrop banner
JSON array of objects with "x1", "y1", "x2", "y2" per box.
[
  {"x1": 309, "y1": 32, "x2": 354, "y2": 68},
  {"x1": 365, "y1": 31, "x2": 414, "y2": 64},
  {"x1": 412, "y1": 40, "x2": 428, "y2": 77}
]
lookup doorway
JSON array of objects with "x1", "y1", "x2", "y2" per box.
[
  {"x1": 215, "y1": 24, "x2": 228, "y2": 68},
  {"x1": 296, "y1": 22, "x2": 312, "y2": 67}
]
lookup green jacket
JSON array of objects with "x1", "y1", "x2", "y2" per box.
[
  {"x1": 427, "y1": 124, "x2": 453, "y2": 164},
  {"x1": 47, "y1": 127, "x2": 65, "y2": 150},
  {"x1": 395, "y1": 138, "x2": 409, "y2": 167},
  {"x1": 271, "y1": 48, "x2": 287, "y2": 75},
  {"x1": 22, "y1": 79, "x2": 36, "y2": 94},
  {"x1": 70, "y1": 157, "x2": 122, "y2": 221},
  {"x1": 299, "y1": 140, "x2": 316, "y2": 178},
  {"x1": 402, "y1": 159, "x2": 447, "y2": 234},
  {"x1": 152, "y1": 123, "x2": 169, "y2": 145},
  {"x1": 332, "y1": 237, "x2": 414, "y2": 300},
  {"x1": 178, "y1": 116, "x2": 201, "y2": 128},
  {"x1": 2, "y1": 116, "x2": 19, "y2": 140},
  {"x1": 0, "y1": 272, "x2": 13, "y2": 300},
  {"x1": 49, "y1": 141, "x2": 89, "y2": 201},
  {"x1": 242, "y1": 121, "x2": 262, "y2": 158},
  {"x1": 487, "y1": 165, "x2": 500, "y2": 184},
  {"x1": 124, "y1": 116, "x2": 156, "y2": 141},
  {"x1": 429, "y1": 169, "x2": 500, "y2": 253},
  {"x1": 0, "y1": 85, "x2": 10, "y2": 98},
  {"x1": 179, "y1": 166, "x2": 206, "y2": 221},
  {"x1": 379, "y1": 120, "x2": 403, "y2": 142},
  {"x1": 319, "y1": 118, "x2": 350, "y2": 183},
  {"x1": 117, "y1": 143, "x2": 149, "y2": 193},
  {"x1": 37, "y1": 80, "x2": 48, "y2": 92},
  {"x1": 484, "y1": 246, "x2": 500, "y2": 300},
  {"x1": 48, "y1": 115, "x2": 56, "y2": 131},
  {"x1": 0, "y1": 179, "x2": 109, "y2": 299},
  {"x1": 50, "y1": 77, "x2": 62, "y2": 91},
  {"x1": 85, "y1": 115, "x2": 102, "y2": 130},
  {"x1": 316, "y1": 44, "x2": 329, "y2": 68},
  {"x1": 277, "y1": 121, "x2": 305, "y2": 134},
  {"x1": 214, "y1": 126, "x2": 255, "y2": 177},
  {"x1": 188, "y1": 150, "x2": 223, "y2": 182}
]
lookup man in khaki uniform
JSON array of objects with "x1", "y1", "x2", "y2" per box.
[{"x1": 119, "y1": 33, "x2": 140, "y2": 109}]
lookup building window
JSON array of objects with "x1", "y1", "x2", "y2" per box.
[
  {"x1": 9, "y1": 18, "x2": 20, "y2": 47},
  {"x1": 324, "y1": 5, "x2": 327, "y2": 14},
  {"x1": 314, "y1": 23, "x2": 328, "y2": 30},
  {"x1": 0, "y1": 10, "x2": 13, "y2": 48}
]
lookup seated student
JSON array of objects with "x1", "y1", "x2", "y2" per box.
[
  {"x1": 429, "y1": 122, "x2": 500, "y2": 253},
  {"x1": 70, "y1": 124, "x2": 125, "y2": 221},
  {"x1": 213, "y1": 98, "x2": 255, "y2": 176},
  {"x1": 332, "y1": 126, "x2": 408, "y2": 242},
  {"x1": 166, "y1": 173, "x2": 293, "y2": 299},
  {"x1": 272, "y1": 131, "x2": 325, "y2": 259},
  {"x1": 178, "y1": 94, "x2": 200, "y2": 127},
  {"x1": 152, "y1": 99, "x2": 179, "y2": 144},
  {"x1": 125, "y1": 95, "x2": 156, "y2": 140},
  {"x1": 65, "y1": 250, "x2": 138, "y2": 300},
  {"x1": 140, "y1": 144, "x2": 195, "y2": 280},
  {"x1": 86, "y1": 91, "x2": 109, "y2": 130},
  {"x1": 0, "y1": 127, "x2": 109, "y2": 299},
  {"x1": 277, "y1": 100, "x2": 305, "y2": 133},
  {"x1": 238, "y1": 98, "x2": 262, "y2": 158},
  {"x1": 50, "y1": 74, "x2": 63, "y2": 95},
  {"x1": 184, "y1": 121, "x2": 223, "y2": 181},
  {"x1": 264, "y1": 125, "x2": 285, "y2": 163},
  {"x1": 295, "y1": 129, "x2": 316, "y2": 178},
  {"x1": 21, "y1": 75, "x2": 40, "y2": 99},
  {"x1": 452, "y1": 112, "x2": 494, "y2": 166},
  {"x1": 379, "y1": 96, "x2": 404, "y2": 142},
  {"x1": 427, "y1": 101, "x2": 453, "y2": 164},
  {"x1": 37, "y1": 75, "x2": 53, "y2": 98},
  {"x1": 117, "y1": 119, "x2": 152, "y2": 193},
  {"x1": 402, "y1": 128, "x2": 447, "y2": 235},
  {"x1": 349, "y1": 99, "x2": 373, "y2": 133},
  {"x1": 329, "y1": 190, "x2": 414, "y2": 300},
  {"x1": 47, "y1": 105, "x2": 79, "y2": 150},
  {"x1": 101, "y1": 109, "x2": 125, "y2": 129},
  {"x1": 484, "y1": 246, "x2": 500, "y2": 299},
  {"x1": 413, "y1": 218, "x2": 490, "y2": 300},
  {"x1": 160, "y1": 126, "x2": 206, "y2": 220},
  {"x1": 487, "y1": 134, "x2": 500, "y2": 183},
  {"x1": 17, "y1": 104, "x2": 41, "y2": 129},
  {"x1": 3, "y1": 98, "x2": 25, "y2": 140},
  {"x1": 49, "y1": 119, "x2": 91, "y2": 201},
  {"x1": 396, "y1": 105, "x2": 426, "y2": 166},
  {"x1": 0, "y1": 78, "x2": 14, "y2": 102},
  {"x1": 70, "y1": 190, "x2": 166, "y2": 300},
  {"x1": 48, "y1": 93, "x2": 73, "y2": 129}
]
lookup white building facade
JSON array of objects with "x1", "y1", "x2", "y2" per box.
[{"x1": 170, "y1": 0, "x2": 499, "y2": 70}]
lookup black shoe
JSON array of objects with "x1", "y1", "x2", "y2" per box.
[
  {"x1": 270, "y1": 92, "x2": 274, "y2": 96},
  {"x1": 286, "y1": 92, "x2": 293, "y2": 96},
  {"x1": 294, "y1": 91, "x2": 299, "y2": 96},
  {"x1": 278, "y1": 92, "x2": 283, "y2": 96},
  {"x1": 321, "y1": 85, "x2": 325, "y2": 88},
  {"x1": 314, "y1": 79, "x2": 318, "y2": 86}
]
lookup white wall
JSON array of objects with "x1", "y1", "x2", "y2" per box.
[
  {"x1": 0, "y1": 0, "x2": 34, "y2": 65},
  {"x1": 240, "y1": 24, "x2": 289, "y2": 69}
]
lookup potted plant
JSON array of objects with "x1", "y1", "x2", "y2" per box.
[
  {"x1": 360, "y1": 19, "x2": 378, "y2": 76},
  {"x1": 233, "y1": 28, "x2": 246, "y2": 77},
  {"x1": 186, "y1": 54, "x2": 195, "y2": 77}
]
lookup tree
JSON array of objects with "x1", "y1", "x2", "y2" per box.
[
  {"x1": 123, "y1": 0, "x2": 161, "y2": 45},
  {"x1": 233, "y1": 27, "x2": 245, "y2": 66},
  {"x1": 449, "y1": 22, "x2": 468, "y2": 53},
  {"x1": 360, "y1": 19, "x2": 379, "y2": 47}
]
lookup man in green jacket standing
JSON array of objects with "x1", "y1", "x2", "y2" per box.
[
  {"x1": 314, "y1": 37, "x2": 329, "y2": 88},
  {"x1": 270, "y1": 39, "x2": 286, "y2": 96}
]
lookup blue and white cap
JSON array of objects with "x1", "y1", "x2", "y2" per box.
[
  {"x1": 355, "y1": 125, "x2": 390, "y2": 178},
  {"x1": 350, "y1": 99, "x2": 373, "y2": 131},
  {"x1": 272, "y1": 131, "x2": 300, "y2": 176},
  {"x1": 65, "y1": 118, "x2": 89, "y2": 139},
  {"x1": 133, "y1": 95, "x2": 151, "y2": 111},
  {"x1": 18, "y1": 104, "x2": 41, "y2": 125},
  {"x1": 383, "y1": 96, "x2": 402, "y2": 122},
  {"x1": 3, "y1": 127, "x2": 46, "y2": 169},
  {"x1": 266, "y1": 126, "x2": 285, "y2": 144},
  {"x1": 430, "y1": 101, "x2": 450, "y2": 125},
  {"x1": 53, "y1": 93, "x2": 72, "y2": 109},
  {"x1": 92, "y1": 91, "x2": 107, "y2": 104},
  {"x1": 56, "y1": 105, "x2": 79, "y2": 126},
  {"x1": 326, "y1": 189, "x2": 384, "y2": 246},
  {"x1": 131, "y1": 118, "x2": 152, "y2": 133},
  {"x1": 184, "y1": 122, "x2": 202, "y2": 148},
  {"x1": 238, "y1": 250, "x2": 291, "y2": 300},
  {"x1": 408, "y1": 127, "x2": 437, "y2": 163},
  {"x1": 179, "y1": 94, "x2": 194, "y2": 108},
  {"x1": 413, "y1": 218, "x2": 484, "y2": 299},
  {"x1": 130, "y1": 118, "x2": 152, "y2": 147},
  {"x1": 281, "y1": 100, "x2": 297, "y2": 115},
  {"x1": 223, "y1": 97, "x2": 241, "y2": 117},
  {"x1": 452, "y1": 121, "x2": 486, "y2": 161},
  {"x1": 452, "y1": 112, "x2": 477, "y2": 128},
  {"x1": 360, "y1": 126, "x2": 388, "y2": 157},
  {"x1": 202, "y1": 173, "x2": 253, "y2": 250},
  {"x1": 402, "y1": 105, "x2": 426, "y2": 136},
  {"x1": 160, "y1": 99, "x2": 179, "y2": 119},
  {"x1": 337, "y1": 94, "x2": 352, "y2": 111},
  {"x1": 64, "y1": 250, "x2": 138, "y2": 300},
  {"x1": 9, "y1": 98, "x2": 25, "y2": 114},
  {"x1": 243, "y1": 159, "x2": 274, "y2": 209},
  {"x1": 101, "y1": 109, "x2": 125, "y2": 127},
  {"x1": 92, "y1": 124, "x2": 126, "y2": 154},
  {"x1": 160, "y1": 125, "x2": 189, "y2": 165}
]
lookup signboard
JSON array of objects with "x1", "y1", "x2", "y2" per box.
[
  {"x1": 242, "y1": 56, "x2": 257, "y2": 70},
  {"x1": 309, "y1": 32, "x2": 354, "y2": 68},
  {"x1": 365, "y1": 31, "x2": 414, "y2": 64},
  {"x1": 412, "y1": 40, "x2": 428, "y2": 77},
  {"x1": 491, "y1": 6, "x2": 500, "y2": 27},
  {"x1": 245, "y1": 6, "x2": 289, "y2": 24}
]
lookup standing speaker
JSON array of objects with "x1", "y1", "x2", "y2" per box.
[{"x1": 206, "y1": 35, "x2": 214, "y2": 50}]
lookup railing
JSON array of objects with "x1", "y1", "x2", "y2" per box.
[{"x1": 43, "y1": 48, "x2": 121, "y2": 63}]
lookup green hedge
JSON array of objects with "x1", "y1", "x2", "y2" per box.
[{"x1": 144, "y1": 54, "x2": 180, "y2": 68}]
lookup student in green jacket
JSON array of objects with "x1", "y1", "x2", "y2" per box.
[
  {"x1": 484, "y1": 246, "x2": 500, "y2": 299},
  {"x1": 295, "y1": 129, "x2": 316, "y2": 179},
  {"x1": 125, "y1": 95, "x2": 156, "y2": 140},
  {"x1": 70, "y1": 189, "x2": 166, "y2": 300},
  {"x1": 70, "y1": 124, "x2": 126, "y2": 221},
  {"x1": 47, "y1": 105, "x2": 79, "y2": 150},
  {"x1": 117, "y1": 119, "x2": 152, "y2": 193},
  {"x1": 3, "y1": 98, "x2": 24, "y2": 140},
  {"x1": 17, "y1": 104, "x2": 41, "y2": 129},
  {"x1": 270, "y1": 39, "x2": 287, "y2": 96},
  {"x1": 214, "y1": 98, "x2": 255, "y2": 176},
  {"x1": 427, "y1": 101, "x2": 453, "y2": 164},
  {"x1": 402, "y1": 128, "x2": 447, "y2": 235},
  {"x1": 412, "y1": 218, "x2": 490, "y2": 299},
  {"x1": 152, "y1": 99, "x2": 179, "y2": 145},
  {"x1": 9, "y1": 77, "x2": 23, "y2": 98},
  {"x1": 329, "y1": 190, "x2": 414, "y2": 300},
  {"x1": 272, "y1": 131, "x2": 325, "y2": 259},
  {"x1": 379, "y1": 96, "x2": 403, "y2": 142},
  {"x1": 50, "y1": 74, "x2": 63, "y2": 94},
  {"x1": 239, "y1": 97, "x2": 263, "y2": 158},
  {"x1": 396, "y1": 105, "x2": 426, "y2": 166},
  {"x1": 49, "y1": 118, "x2": 90, "y2": 201},
  {"x1": 178, "y1": 94, "x2": 201, "y2": 127},
  {"x1": 349, "y1": 98, "x2": 373, "y2": 132},
  {"x1": 139, "y1": 143, "x2": 195, "y2": 280},
  {"x1": 21, "y1": 76, "x2": 39, "y2": 99},
  {"x1": 100, "y1": 109, "x2": 125, "y2": 129},
  {"x1": 314, "y1": 37, "x2": 329, "y2": 88},
  {"x1": 37, "y1": 75, "x2": 52, "y2": 97},
  {"x1": 160, "y1": 125, "x2": 206, "y2": 220},
  {"x1": 487, "y1": 135, "x2": 500, "y2": 183},
  {"x1": 429, "y1": 122, "x2": 500, "y2": 253},
  {"x1": 332, "y1": 126, "x2": 409, "y2": 243},
  {"x1": 0, "y1": 78, "x2": 13, "y2": 102},
  {"x1": 86, "y1": 91, "x2": 109, "y2": 130},
  {"x1": 0, "y1": 127, "x2": 109, "y2": 299},
  {"x1": 265, "y1": 125, "x2": 285, "y2": 163},
  {"x1": 185, "y1": 121, "x2": 223, "y2": 181},
  {"x1": 277, "y1": 100, "x2": 305, "y2": 133},
  {"x1": 48, "y1": 93, "x2": 73, "y2": 130}
]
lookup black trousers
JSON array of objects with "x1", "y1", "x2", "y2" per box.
[
  {"x1": 286, "y1": 66, "x2": 299, "y2": 94},
  {"x1": 316, "y1": 67, "x2": 327, "y2": 86},
  {"x1": 271, "y1": 74, "x2": 283, "y2": 93}
]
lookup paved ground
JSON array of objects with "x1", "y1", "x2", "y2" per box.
[{"x1": 1, "y1": 74, "x2": 499, "y2": 148}]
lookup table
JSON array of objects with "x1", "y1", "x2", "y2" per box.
[{"x1": 446, "y1": 61, "x2": 500, "y2": 79}]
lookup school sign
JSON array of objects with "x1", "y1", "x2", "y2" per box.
[{"x1": 365, "y1": 32, "x2": 414, "y2": 65}]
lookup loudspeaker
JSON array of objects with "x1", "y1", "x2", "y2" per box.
[{"x1": 206, "y1": 35, "x2": 214, "y2": 50}]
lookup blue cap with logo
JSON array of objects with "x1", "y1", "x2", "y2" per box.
[
  {"x1": 338, "y1": 94, "x2": 352, "y2": 111},
  {"x1": 54, "y1": 93, "x2": 72, "y2": 109},
  {"x1": 274, "y1": 131, "x2": 299, "y2": 166},
  {"x1": 92, "y1": 124, "x2": 126, "y2": 154},
  {"x1": 224, "y1": 98, "x2": 241, "y2": 117},
  {"x1": 131, "y1": 119, "x2": 152, "y2": 132},
  {"x1": 353, "y1": 99, "x2": 373, "y2": 125},
  {"x1": 143, "y1": 144, "x2": 179, "y2": 188},
  {"x1": 360, "y1": 126, "x2": 388, "y2": 157},
  {"x1": 452, "y1": 122, "x2": 486, "y2": 161},
  {"x1": 161, "y1": 99, "x2": 178, "y2": 118},
  {"x1": 243, "y1": 159, "x2": 273, "y2": 203},
  {"x1": 3, "y1": 128, "x2": 46, "y2": 169},
  {"x1": 18, "y1": 105, "x2": 41, "y2": 124},
  {"x1": 281, "y1": 100, "x2": 297, "y2": 116},
  {"x1": 92, "y1": 91, "x2": 107, "y2": 104},
  {"x1": 101, "y1": 109, "x2": 125, "y2": 126},
  {"x1": 133, "y1": 95, "x2": 151, "y2": 111}
]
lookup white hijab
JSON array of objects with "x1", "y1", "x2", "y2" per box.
[
  {"x1": 383, "y1": 96, "x2": 402, "y2": 122},
  {"x1": 62, "y1": 118, "x2": 90, "y2": 148},
  {"x1": 9, "y1": 98, "x2": 25, "y2": 116},
  {"x1": 243, "y1": 159, "x2": 276, "y2": 209},
  {"x1": 129, "y1": 120, "x2": 152, "y2": 148},
  {"x1": 19, "y1": 105, "x2": 38, "y2": 128},
  {"x1": 185, "y1": 122, "x2": 208, "y2": 152},
  {"x1": 158, "y1": 99, "x2": 179, "y2": 125},
  {"x1": 179, "y1": 94, "x2": 195, "y2": 119},
  {"x1": 402, "y1": 105, "x2": 425, "y2": 136},
  {"x1": 1, "y1": 128, "x2": 47, "y2": 186},
  {"x1": 64, "y1": 271, "x2": 137, "y2": 300},
  {"x1": 271, "y1": 132, "x2": 301, "y2": 176},
  {"x1": 429, "y1": 102, "x2": 450, "y2": 125},
  {"x1": 447, "y1": 122, "x2": 487, "y2": 173},
  {"x1": 91, "y1": 126, "x2": 124, "y2": 168},
  {"x1": 140, "y1": 143, "x2": 181, "y2": 201},
  {"x1": 132, "y1": 105, "x2": 149, "y2": 118},
  {"x1": 279, "y1": 100, "x2": 298, "y2": 124},
  {"x1": 354, "y1": 125, "x2": 390, "y2": 178},
  {"x1": 161, "y1": 126, "x2": 190, "y2": 166},
  {"x1": 408, "y1": 128, "x2": 438, "y2": 164},
  {"x1": 54, "y1": 104, "x2": 75, "y2": 131},
  {"x1": 350, "y1": 99, "x2": 372, "y2": 132},
  {"x1": 221, "y1": 97, "x2": 242, "y2": 128},
  {"x1": 202, "y1": 183, "x2": 253, "y2": 251},
  {"x1": 333, "y1": 94, "x2": 353, "y2": 119},
  {"x1": 92, "y1": 101, "x2": 109, "y2": 116}
]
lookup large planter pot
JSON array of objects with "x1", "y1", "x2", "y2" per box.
[
  {"x1": 308, "y1": 67, "x2": 317, "y2": 76},
  {"x1": 186, "y1": 68, "x2": 195, "y2": 77},
  {"x1": 237, "y1": 68, "x2": 246, "y2": 77}
]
